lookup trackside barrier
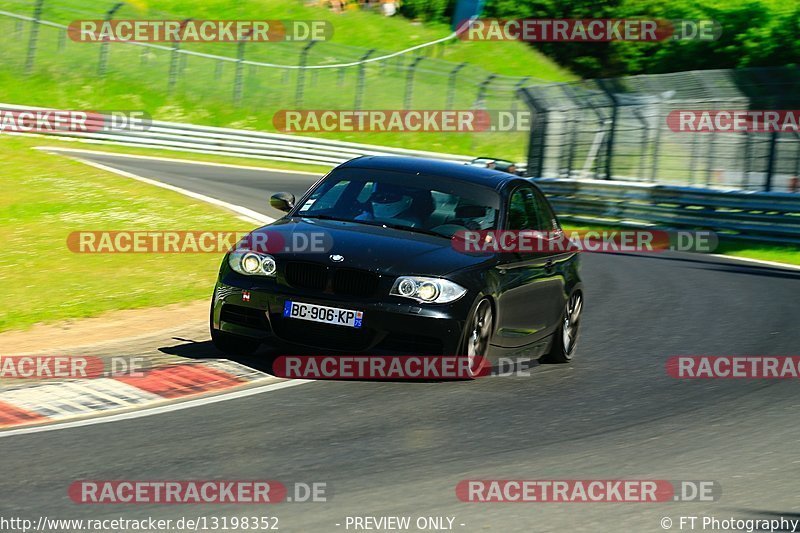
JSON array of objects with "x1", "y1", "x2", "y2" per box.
[
  {"x1": 0, "y1": 102, "x2": 473, "y2": 167},
  {"x1": 3, "y1": 103, "x2": 797, "y2": 244},
  {"x1": 533, "y1": 178, "x2": 800, "y2": 245}
]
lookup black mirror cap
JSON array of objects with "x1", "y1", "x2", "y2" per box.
[{"x1": 270, "y1": 192, "x2": 295, "y2": 212}]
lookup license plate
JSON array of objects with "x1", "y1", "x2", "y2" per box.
[{"x1": 283, "y1": 300, "x2": 363, "y2": 328}]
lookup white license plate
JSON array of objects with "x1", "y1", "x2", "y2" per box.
[{"x1": 283, "y1": 300, "x2": 363, "y2": 328}]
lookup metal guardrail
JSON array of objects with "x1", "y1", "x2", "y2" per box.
[
  {"x1": 0, "y1": 102, "x2": 473, "y2": 167},
  {"x1": 534, "y1": 177, "x2": 800, "y2": 245},
  {"x1": 3, "y1": 102, "x2": 797, "y2": 245}
]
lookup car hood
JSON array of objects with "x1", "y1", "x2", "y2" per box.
[{"x1": 249, "y1": 217, "x2": 493, "y2": 276}]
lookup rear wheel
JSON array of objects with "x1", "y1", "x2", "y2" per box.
[
  {"x1": 542, "y1": 291, "x2": 582, "y2": 364},
  {"x1": 460, "y1": 297, "x2": 493, "y2": 378}
]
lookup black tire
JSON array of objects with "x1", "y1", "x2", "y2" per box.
[
  {"x1": 542, "y1": 291, "x2": 583, "y2": 364},
  {"x1": 210, "y1": 328, "x2": 262, "y2": 356},
  {"x1": 458, "y1": 297, "x2": 494, "y2": 378}
]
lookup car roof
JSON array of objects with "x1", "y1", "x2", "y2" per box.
[{"x1": 339, "y1": 156, "x2": 517, "y2": 189}]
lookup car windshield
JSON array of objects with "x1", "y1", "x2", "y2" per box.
[{"x1": 296, "y1": 168, "x2": 500, "y2": 238}]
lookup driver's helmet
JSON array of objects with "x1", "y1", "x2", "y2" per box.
[{"x1": 369, "y1": 182, "x2": 414, "y2": 219}]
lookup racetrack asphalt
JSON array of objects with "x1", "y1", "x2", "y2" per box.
[{"x1": 1, "y1": 150, "x2": 798, "y2": 532}]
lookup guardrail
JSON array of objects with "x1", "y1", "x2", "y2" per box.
[
  {"x1": 534, "y1": 178, "x2": 800, "y2": 245},
  {"x1": 0, "y1": 102, "x2": 474, "y2": 167},
  {"x1": 3, "y1": 102, "x2": 797, "y2": 245}
]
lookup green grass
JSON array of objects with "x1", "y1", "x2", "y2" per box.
[
  {"x1": 0, "y1": 0, "x2": 573, "y2": 161},
  {"x1": 561, "y1": 223, "x2": 800, "y2": 266},
  {"x1": 0, "y1": 135, "x2": 256, "y2": 332},
  {"x1": 713, "y1": 241, "x2": 800, "y2": 266},
  {"x1": 1, "y1": 133, "x2": 794, "y2": 334}
]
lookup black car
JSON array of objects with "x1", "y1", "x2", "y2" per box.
[{"x1": 210, "y1": 156, "x2": 582, "y2": 376}]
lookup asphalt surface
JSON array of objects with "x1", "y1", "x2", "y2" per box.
[{"x1": 2, "y1": 151, "x2": 799, "y2": 533}]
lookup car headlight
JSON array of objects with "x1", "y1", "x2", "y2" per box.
[
  {"x1": 229, "y1": 249, "x2": 277, "y2": 277},
  {"x1": 390, "y1": 276, "x2": 466, "y2": 304}
]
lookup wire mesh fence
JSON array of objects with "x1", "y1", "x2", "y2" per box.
[
  {"x1": 520, "y1": 67, "x2": 800, "y2": 192},
  {"x1": 0, "y1": 1, "x2": 539, "y2": 114},
  {"x1": 0, "y1": 1, "x2": 540, "y2": 160}
]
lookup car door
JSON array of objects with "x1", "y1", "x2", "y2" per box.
[{"x1": 493, "y1": 185, "x2": 565, "y2": 348}]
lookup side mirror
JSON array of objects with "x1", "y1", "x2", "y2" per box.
[{"x1": 270, "y1": 192, "x2": 295, "y2": 212}]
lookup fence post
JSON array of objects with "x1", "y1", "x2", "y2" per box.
[
  {"x1": 233, "y1": 30, "x2": 251, "y2": 106},
  {"x1": 562, "y1": 85, "x2": 582, "y2": 179},
  {"x1": 474, "y1": 74, "x2": 495, "y2": 108},
  {"x1": 764, "y1": 131, "x2": 778, "y2": 192},
  {"x1": 167, "y1": 20, "x2": 192, "y2": 94},
  {"x1": 295, "y1": 41, "x2": 318, "y2": 107},
  {"x1": 597, "y1": 79, "x2": 618, "y2": 180},
  {"x1": 98, "y1": 2, "x2": 124, "y2": 77},
  {"x1": 510, "y1": 77, "x2": 530, "y2": 113},
  {"x1": 24, "y1": 0, "x2": 45, "y2": 74},
  {"x1": 446, "y1": 62, "x2": 467, "y2": 110},
  {"x1": 354, "y1": 49, "x2": 375, "y2": 110},
  {"x1": 404, "y1": 56, "x2": 424, "y2": 110},
  {"x1": 519, "y1": 87, "x2": 548, "y2": 178}
]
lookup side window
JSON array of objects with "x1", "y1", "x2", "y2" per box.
[
  {"x1": 532, "y1": 189, "x2": 559, "y2": 232},
  {"x1": 507, "y1": 187, "x2": 538, "y2": 230}
]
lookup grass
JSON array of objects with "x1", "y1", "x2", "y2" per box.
[
  {"x1": 561, "y1": 223, "x2": 800, "y2": 266},
  {"x1": 0, "y1": 135, "x2": 255, "y2": 332},
  {"x1": 0, "y1": 0, "x2": 573, "y2": 161},
  {"x1": 0, "y1": 134, "x2": 795, "y2": 333}
]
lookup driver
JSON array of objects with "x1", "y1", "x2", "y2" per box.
[{"x1": 356, "y1": 182, "x2": 431, "y2": 227}]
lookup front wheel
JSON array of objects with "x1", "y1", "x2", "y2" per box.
[
  {"x1": 542, "y1": 291, "x2": 583, "y2": 364},
  {"x1": 459, "y1": 297, "x2": 494, "y2": 378}
]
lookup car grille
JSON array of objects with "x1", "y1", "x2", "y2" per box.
[
  {"x1": 220, "y1": 305, "x2": 270, "y2": 330},
  {"x1": 333, "y1": 268, "x2": 379, "y2": 298},
  {"x1": 285, "y1": 262, "x2": 379, "y2": 297},
  {"x1": 285, "y1": 261, "x2": 327, "y2": 291}
]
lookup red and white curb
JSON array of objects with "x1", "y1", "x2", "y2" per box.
[{"x1": 0, "y1": 359, "x2": 274, "y2": 429}]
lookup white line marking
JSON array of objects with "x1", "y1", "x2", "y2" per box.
[
  {"x1": 64, "y1": 157, "x2": 275, "y2": 226},
  {"x1": 709, "y1": 253, "x2": 800, "y2": 271},
  {"x1": 0, "y1": 379, "x2": 312, "y2": 438},
  {"x1": 36, "y1": 146, "x2": 324, "y2": 175}
]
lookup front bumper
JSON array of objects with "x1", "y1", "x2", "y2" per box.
[{"x1": 211, "y1": 277, "x2": 473, "y2": 355}]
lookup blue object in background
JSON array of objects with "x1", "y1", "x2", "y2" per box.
[{"x1": 452, "y1": 0, "x2": 485, "y2": 32}]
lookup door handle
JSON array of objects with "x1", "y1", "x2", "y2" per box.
[{"x1": 544, "y1": 258, "x2": 555, "y2": 272}]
